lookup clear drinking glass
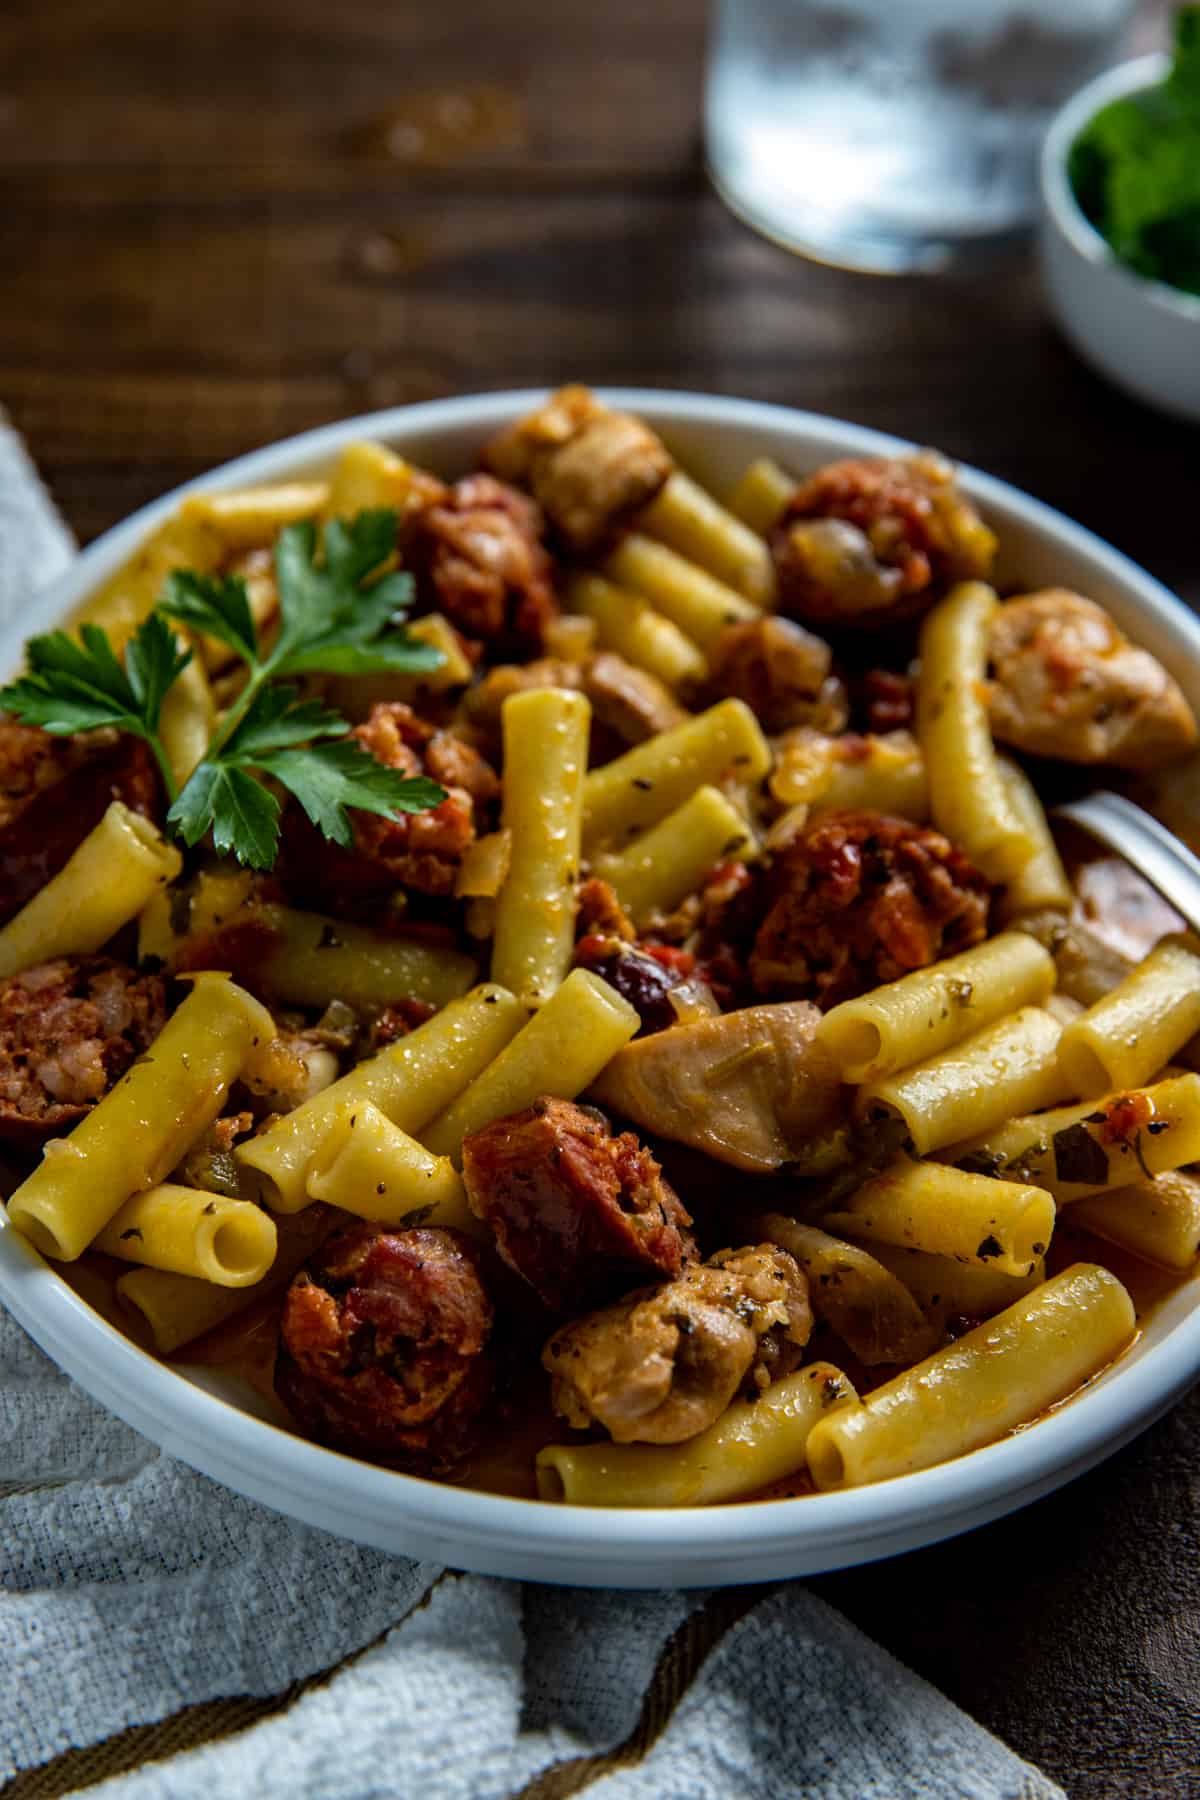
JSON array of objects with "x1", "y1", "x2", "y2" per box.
[{"x1": 705, "y1": 0, "x2": 1134, "y2": 274}]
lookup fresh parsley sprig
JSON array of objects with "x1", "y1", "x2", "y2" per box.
[{"x1": 0, "y1": 508, "x2": 449, "y2": 870}]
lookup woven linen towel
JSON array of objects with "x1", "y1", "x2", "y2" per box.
[{"x1": 0, "y1": 422, "x2": 1063, "y2": 1800}]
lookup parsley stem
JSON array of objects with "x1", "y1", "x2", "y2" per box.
[{"x1": 146, "y1": 734, "x2": 180, "y2": 807}]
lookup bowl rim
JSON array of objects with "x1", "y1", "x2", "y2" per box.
[
  {"x1": 1040, "y1": 49, "x2": 1200, "y2": 326},
  {"x1": 4, "y1": 384, "x2": 1200, "y2": 1582}
]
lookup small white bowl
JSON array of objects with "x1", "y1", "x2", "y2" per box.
[
  {"x1": 3, "y1": 390, "x2": 1200, "y2": 1586},
  {"x1": 1040, "y1": 53, "x2": 1200, "y2": 424}
]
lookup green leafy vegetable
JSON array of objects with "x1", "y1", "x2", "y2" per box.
[
  {"x1": 0, "y1": 508, "x2": 448, "y2": 870},
  {"x1": 1069, "y1": 7, "x2": 1200, "y2": 295}
]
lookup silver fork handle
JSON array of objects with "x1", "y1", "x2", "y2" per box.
[{"x1": 1055, "y1": 791, "x2": 1200, "y2": 939}]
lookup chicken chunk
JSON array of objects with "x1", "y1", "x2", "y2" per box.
[
  {"x1": 591, "y1": 1001, "x2": 844, "y2": 1172},
  {"x1": 988, "y1": 589, "x2": 1198, "y2": 771},
  {"x1": 699, "y1": 616, "x2": 849, "y2": 734},
  {"x1": 750, "y1": 810, "x2": 991, "y2": 1007},
  {"x1": 771, "y1": 451, "x2": 996, "y2": 630},
  {"x1": 277, "y1": 1223, "x2": 495, "y2": 1471},
  {"x1": 280, "y1": 701, "x2": 499, "y2": 910},
  {"x1": 542, "y1": 1245, "x2": 812, "y2": 1444},
  {"x1": 406, "y1": 473, "x2": 560, "y2": 654},
  {"x1": 461, "y1": 1097, "x2": 694, "y2": 1313},
  {"x1": 0, "y1": 957, "x2": 167, "y2": 1146},
  {"x1": 483, "y1": 385, "x2": 673, "y2": 553}
]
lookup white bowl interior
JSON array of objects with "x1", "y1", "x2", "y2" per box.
[{"x1": 3, "y1": 389, "x2": 1200, "y2": 1586}]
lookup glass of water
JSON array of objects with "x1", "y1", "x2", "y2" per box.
[{"x1": 705, "y1": 0, "x2": 1134, "y2": 274}]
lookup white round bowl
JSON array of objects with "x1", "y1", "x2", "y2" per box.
[
  {"x1": 3, "y1": 390, "x2": 1200, "y2": 1587},
  {"x1": 1040, "y1": 53, "x2": 1200, "y2": 424}
]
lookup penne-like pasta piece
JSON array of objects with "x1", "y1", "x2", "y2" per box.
[
  {"x1": 1070, "y1": 1171, "x2": 1200, "y2": 1272},
  {"x1": 179, "y1": 481, "x2": 329, "y2": 550},
  {"x1": 0, "y1": 802, "x2": 182, "y2": 981},
  {"x1": 537, "y1": 1363, "x2": 857, "y2": 1507},
  {"x1": 566, "y1": 572, "x2": 708, "y2": 690},
  {"x1": 814, "y1": 731, "x2": 929, "y2": 823},
  {"x1": 421, "y1": 970, "x2": 640, "y2": 1165},
  {"x1": 995, "y1": 757, "x2": 1072, "y2": 916},
  {"x1": 603, "y1": 534, "x2": 758, "y2": 651},
  {"x1": 805, "y1": 1264, "x2": 1136, "y2": 1489},
  {"x1": 949, "y1": 1074, "x2": 1200, "y2": 1204},
  {"x1": 855, "y1": 1238, "x2": 1046, "y2": 1320},
  {"x1": 1057, "y1": 942, "x2": 1200, "y2": 1096},
  {"x1": 824, "y1": 1159, "x2": 1055, "y2": 1277},
  {"x1": 757, "y1": 1216, "x2": 937, "y2": 1365},
  {"x1": 158, "y1": 651, "x2": 216, "y2": 788},
  {"x1": 857, "y1": 1005, "x2": 1069, "y2": 1154},
  {"x1": 917, "y1": 581, "x2": 1033, "y2": 882},
  {"x1": 72, "y1": 512, "x2": 223, "y2": 643},
  {"x1": 636, "y1": 470, "x2": 776, "y2": 605},
  {"x1": 95, "y1": 1184, "x2": 277, "y2": 1287},
  {"x1": 7, "y1": 974, "x2": 274, "y2": 1261},
  {"x1": 237, "y1": 984, "x2": 526, "y2": 1211},
  {"x1": 818, "y1": 932, "x2": 1057, "y2": 1084},
  {"x1": 581, "y1": 698, "x2": 771, "y2": 851},
  {"x1": 594, "y1": 786, "x2": 756, "y2": 926},
  {"x1": 305, "y1": 1099, "x2": 476, "y2": 1234},
  {"x1": 491, "y1": 687, "x2": 591, "y2": 1008},
  {"x1": 725, "y1": 457, "x2": 797, "y2": 536},
  {"x1": 456, "y1": 831, "x2": 513, "y2": 900},
  {"x1": 250, "y1": 903, "x2": 476, "y2": 1013},
  {"x1": 322, "y1": 440, "x2": 441, "y2": 522},
  {"x1": 116, "y1": 1205, "x2": 336, "y2": 1355}
]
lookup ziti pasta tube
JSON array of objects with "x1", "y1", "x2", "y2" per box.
[
  {"x1": 1057, "y1": 942, "x2": 1200, "y2": 1097},
  {"x1": 818, "y1": 932, "x2": 1056, "y2": 1084},
  {"x1": 491, "y1": 687, "x2": 590, "y2": 1008},
  {"x1": 917, "y1": 581, "x2": 1033, "y2": 883},
  {"x1": 566, "y1": 573, "x2": 707, "y2": 690},
  {"x1": 237, "y1": 983, "x2": 526, "y2": 1211},
  {"x1": 726, "y1": 457, "x2": 797, "y2": 536},
  {"x1": 421, "y1": 969, "x2": 640, "y2": 1165},
  {"x1": 6, "y1": 974, "x2": 273, "y2": 1261},
  {"x1": 824, "y1": 1160, "x2": 1055, "y2": 1278},
  {"x1": 582, "y1": 699, "x2": 770, "y2": 850},
  {"x1": 116, "y1": 1204, "x2": 336, "y2": 1355},
  {"x1": 857, "y1": 1005, "x2": 1069, "y2": 1154},
  {"x1": 995, "y1": 757, "x2": 1072, "y2": 916},
  {"x1": 806, "y1": 1264, "x2": 1136, "y2": 1489},
  {"x1": 951, "y1": 1074, "x2": 1200, "y2": 1205},
  {"x1": 252, "y1": 903, "x2": 476, "y2": 1012},
  {"x1": 594, "y1": 785, "x2": 756, "y2": 926},
  {"x1": 306, "y1": 1100, "x2": 476, "y2": 1234},
  {"x1": 1070, "y1": 1171, "x2": 1200, "y2": 1272},
  {"x1": 858, "y1": 1239, "x2": 1045, "y2": 1321},
  {"x1": 602, "y1": 534, "x2": 758, "y2": 650},
  {"x1": 94, "y1": 1184, "x2": 277, "y2": 1287},
  {"x1": 0, "y1": 802, "x2": 182, "y2": 980},
  {"x1": 636, "y1": 470, "x2": 776, "y2": 605},
  {"x1": 537, "y1": 1363, "x2": 858, "y2": 1508}
]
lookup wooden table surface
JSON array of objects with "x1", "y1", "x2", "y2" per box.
[{"x1": 3, "y1": 2, "x2": 1198, "y2": 1796}]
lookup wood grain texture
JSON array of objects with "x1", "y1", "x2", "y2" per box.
[{"x1": 0, "y1": 3, "x2": 1197, "y2": 1797}]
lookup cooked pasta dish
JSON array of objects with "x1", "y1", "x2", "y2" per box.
[{"x1": 2, "y1": 387, "x2": 1199, "y2": 1507}]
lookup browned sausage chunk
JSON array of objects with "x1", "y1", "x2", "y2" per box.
[
  {"x1": 276, "y1": 1223, "x2": 495, "y2": 1471},
  {"x1": 280, "y1": 700, "x2": 499, "y2": 909},
  {"x1": 0, "y1": 957, "x2": 168, "y2": 1146},
  {"x1": 406, "y1": 473, "x2": 560, "y2": 655},
  {"x1": 542, "y1": 1246, "x2": 812, "y2": 1444},
  {"x1": 0, "y1": 720, "x2": 160, "y2": 924},
  {"x1": 750, "y1": 810, "x2": 991, "y2": 1007},
  {"x1": 700, "y1": 616, "x2": 849, "y2": 734},
  {"x1": 771, "y1": 451, "x2": 996, "y2": 630},
  {"x1": 482, "y1": 385, "x2": 673, "y2": 553},
  {"x1": 461, "y1": 1097, "x2": 695, "y2": 1313},
  {"x1": 988, "y1": 589, "x2": 1198, "y2": 771}
]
